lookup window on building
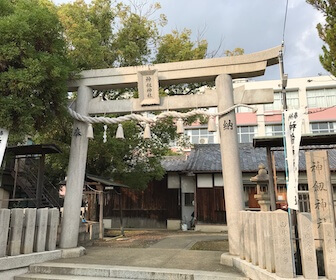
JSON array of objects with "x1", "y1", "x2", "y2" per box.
[
  {"x1": 298, "y1": 184, "x2": 310, "y2": 213},
  {"x1": 185, "y1": 128, "x2": 215, "y2": 144},
  {"x1": 237, "y1": 126, "x2": 257, "y2": 143},
  {"x1": 264, "y1": 91, "x2": 299, "y2": 111},
  {"x1": 265, "y1": 124, "x2": 283, "y2": 136},
  {"x1": 184, "y1": 193, "x2": 194, "y2": 206},
  {"x1": 276, "y1": 184, "x2": 311, "y2": 212},
  {"x1": 310, "y1": 122, "x2": 335, "y2": 133},
  {"x1": 307, "y1": 88, "x2": 336, "y2": 108}
]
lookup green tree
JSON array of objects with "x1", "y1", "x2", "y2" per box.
[
  {"x1": 113, "y1": 2, "x2": 162, "y2": 66},
  {"x1": 155, "y1": 29, "x2": 207, "y2": 64},
  {"x1": 0, "y1": 0, "x2": 71, "y2": 141},
  {"x1": 86, "y1": 119, "x2": 177, "y2": 190},
  {"x1": 307, "y1": 0, "x2": 336, "y2": 76},
  {"x1": 36, "y1": 0, "x2": 183, "y2": 189},
  {"x1": 224, "y1": 47, "x2": 244, "y2": 57},
  {"x1": 155, "y1": 28, "x2": 208, "y2": 96},
  {"x1": 57, "y1": 0, "x2": 116, "y2": 70}
]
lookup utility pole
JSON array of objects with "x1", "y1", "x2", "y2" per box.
[
  {"x1": 279, "y1": 44, "x2": 299, "y2": 277},
  {"x1": 278, "y1": 46, "x2": 288, "y2": 110}
]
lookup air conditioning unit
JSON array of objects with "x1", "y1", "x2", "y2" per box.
[{"x1": 199, "y1": 138, "x2": 208, "y2": 144}]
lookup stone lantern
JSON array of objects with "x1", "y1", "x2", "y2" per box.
[{"x1": 250, "y1": 163, "x2": 271, "y2": 211}]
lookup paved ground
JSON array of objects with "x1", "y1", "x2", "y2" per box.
[{"x1": 52, "y1": 231, "x2": 243, "y2": 275}]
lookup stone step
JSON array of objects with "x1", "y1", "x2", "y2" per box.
[
  {"x1": 16, "y1": 262, "x2": 248, "y2": 280},
  {"x1": 15, "y1": 274, "x2": 136, "y2": 280}
]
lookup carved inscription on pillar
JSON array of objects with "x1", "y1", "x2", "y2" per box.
[
  {"x1": 297, "y1": 213, "x2": 318, "y2": 279},
  {"x1": 138, "y1": 70, "x2": 160, "y2": 106},
  {"x1": 272, "y1": 210, "x2": 294, "y2": 278},
  {"x1": 305, "y1": 150, "x2": 335, "y2": 248},
  {"x1": 322, "y1": 223, "x2": 336, "y2": 279}
]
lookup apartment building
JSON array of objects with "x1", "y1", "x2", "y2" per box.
[{"x1": 184, "y1": 75, "x2": 336, "y2": 144}]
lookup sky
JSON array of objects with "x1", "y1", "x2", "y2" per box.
[{"x1": 54, "y1": 0, "x2": 328, "y2": 81}]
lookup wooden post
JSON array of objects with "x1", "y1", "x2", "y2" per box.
[
  {"x1": 271, "y1": 151, "x2": 278, "y2": 203},
  {"x1": 12, "y1": 158, "x2": 19, "y2": 200},
  {"x1": 118, "y1": 189, "x2": 125, "y2": 236},
  {"x1": 97, "y1": 184, "x2": 104, "y2": 239},
  {"x1": 266, "y1": 147, "x2": 277, "y2": 211}
]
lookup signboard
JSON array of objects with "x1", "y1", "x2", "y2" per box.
[
  {"x1": 284, "y1": 109, "x2": 304, "y2": 210},
  {"x1": 0, "y1": 128, "x2": 9, "y2": 167},
  {"x1": 138, "y1": 70, "x2": 160, "y2": 106},
  {"x1": 305, "y1": 150, "x2": 335, "y2": 248}
]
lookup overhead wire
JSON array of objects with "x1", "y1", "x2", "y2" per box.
[{"x1": 282, "y1": 0, "x2": 289, "y2": 45}]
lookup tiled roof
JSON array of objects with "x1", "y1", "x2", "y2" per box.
[
  {"x1": 161, "y1": 155, "x2": 189, "y2": 172},
  {"x1": 162, "y1": 144, "x2": 336, "y2": 173}
]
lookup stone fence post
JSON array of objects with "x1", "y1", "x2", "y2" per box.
[
  {"x1": 297, "y1": 213, "x2": 318, "y2": 279},
  {"x1": 322, "y1": 223, "x2": 336, "y2": 279},
  {"x1": 21, "y1": 208, "x2": 36, "y2": 254},
  {"x1": 0, "y1": 209, "x2": 10, "y2": 257},
  {"x1": 272, "y1": 210, "x2": 294, "y2": 278},
  {"x1": 0, "y1": 208, "x2": 60, "y2": 258},
  {"x1": 8, "y1": 209, "x2": 24, "y2": 256}
]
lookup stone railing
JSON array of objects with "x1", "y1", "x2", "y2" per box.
[
  {"x1": 239, "y1": 210, "x2": 336, "y2": 279},
  {"x1": 0, "y1": 208, "x2": 59, "y2": 257}
]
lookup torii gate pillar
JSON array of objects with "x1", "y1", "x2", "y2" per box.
[
  {"x1": 216, "y1": 74, "x2": 244, "y2": 255},
  {"x1": 59, "y1": 85, "x2": 92, "y2": 248}
]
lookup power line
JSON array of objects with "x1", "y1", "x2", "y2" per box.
[{"x1": 282, "y1": 0, "x2": 289, "y2": 44}]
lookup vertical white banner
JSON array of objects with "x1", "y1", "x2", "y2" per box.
[
  {"x1": 0, "y1": 128, "x2": 9, "y2": 167},
  {"x1": 284, "y1": 109, "x2": 304, "y2": 210}
]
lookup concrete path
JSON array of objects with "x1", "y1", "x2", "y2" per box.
[
  {"x1": 150, "y1": 233, "x2": 228, "y2": 250},
  {"x1": 50, "y1": 233, "x2": 241, "y2": 275}
]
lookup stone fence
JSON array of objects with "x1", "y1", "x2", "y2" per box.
[
  {"x1": 239, "y1": 210, "x2": 336, "y2": 279},
  {"x1": 0, "y1": 208, "x2": 59, "y2": 257}
]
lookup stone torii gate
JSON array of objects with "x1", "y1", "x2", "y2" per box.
[{"x1": 60, "y1": 46, "x2": 281, "y2": 255}]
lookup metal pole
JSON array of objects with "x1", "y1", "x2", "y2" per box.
[
  {"x1": 279, "y1": 49, "x2": 288, "y2": 111},
  {"x1": 279, "y1": 47, "x2": 298, "y2": 276}
]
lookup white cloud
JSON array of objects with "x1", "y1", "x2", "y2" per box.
[{"x1": 50, "y1": 0, "x2": 327, "y2": 79}]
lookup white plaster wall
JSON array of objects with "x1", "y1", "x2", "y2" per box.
[
  {"x1": 214, "y1": 174, "x2": 224, "y2": 187},
  {"x1": 167, "y1": 173, "x2": 180, "y2": 189},
  {"x1": 181, "y1": 176, "x2": 195, "y2": 193},
  {"x1": 197, "y1": 174, "x2": 213, "y2": 188}
]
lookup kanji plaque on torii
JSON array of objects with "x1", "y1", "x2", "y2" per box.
[
  {"x1": 138, "y1": 69, "x2": 160, "y2": 106},
  {"x1": 62, "y1": 46, "x2": 282, "y2": 255}
]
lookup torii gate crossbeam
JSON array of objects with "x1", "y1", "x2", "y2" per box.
[{"x1": 60, "y1": 46, "x2": 281, "y2": 256}]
